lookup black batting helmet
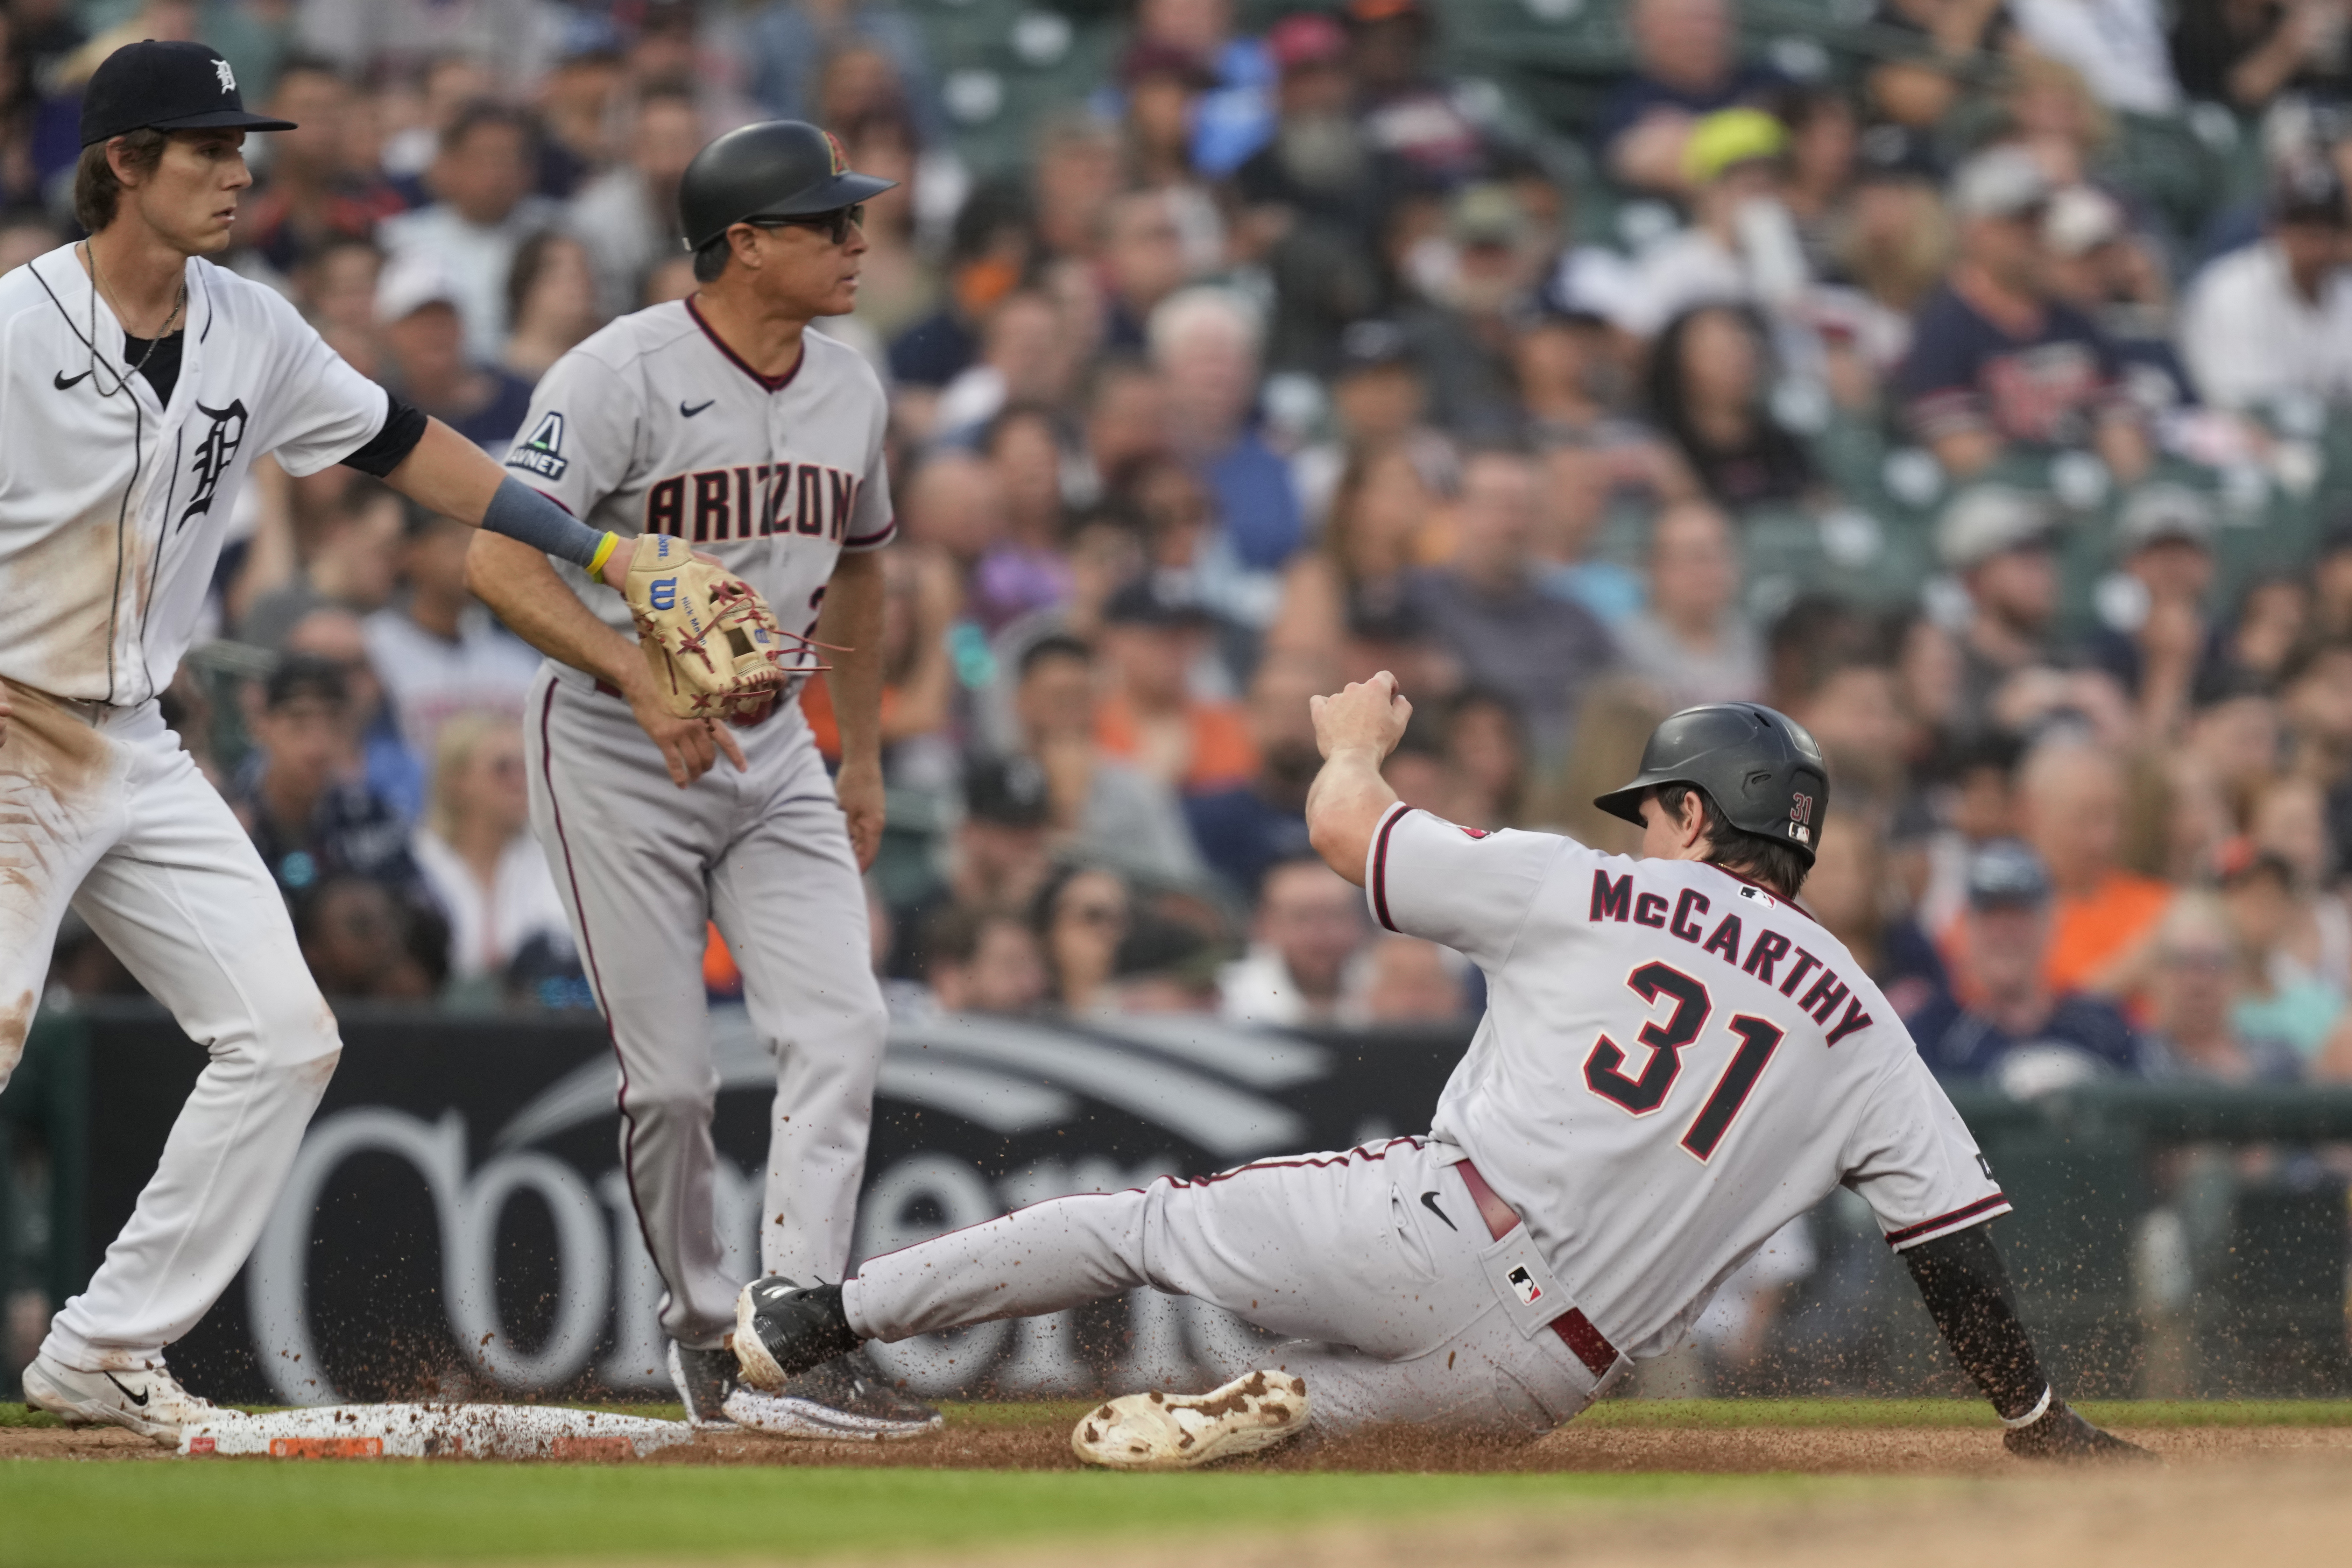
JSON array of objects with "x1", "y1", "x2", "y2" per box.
[
  {"x1": 1593, "y1": 702, "x2": 1830, "y2": 864},
  {"x1": 678, "y1": 120, "x2": 897, "y2": 252}
]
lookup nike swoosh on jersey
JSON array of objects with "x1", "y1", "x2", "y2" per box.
[
  {"x1": 54, "y1": 368, "x2": 93, "y2": 391},
  {"x1": 1418, "y1": 1191, "x2": 1457, "y2": 1231},
  {"x1": 104, "y1": 1373, "x2": 149, "y2": 1407},
  {"x1": 680, "y1": 399, "x2": 715, "y2": 417}
]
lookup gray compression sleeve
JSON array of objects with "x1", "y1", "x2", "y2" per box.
[{"x1": 482, "y1": 475, "x2": 610, "y2": 570}]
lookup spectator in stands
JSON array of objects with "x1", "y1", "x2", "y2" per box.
[
  {"x1": 295, "y1": 234, "x2": 386, "y2": 380},
  {"x1": 235, "y1": 656, "x2": 425, "y2": 907},
  {"x1": 364, "y1": 505, "x2": 542, "y2": 788},
  {"x1": 1616, "y1": 500, "x2": 1765, "y2": 709},
  {"x1": 379, "y1": 103, "x2": 558, "y2": 361},
  {"x1": 535, "y1": 19, "x2": 627, "y2": 191},
  {"x1": 411, "y1": 711, "x2": 567, "y2": 989},
  {"x1": 1111, "y1": 913, "x2": 1226, "y2": 1015},
  {"x1": 373, "y1": 251, "x2": 536, "y2": 453},
  {"x1": 2079, "y1": 485, "x2": 2218, "y2": 729},
  {"x1": 1094, "y1": 576, "x2": 1256, "y2": 797},
  {"x1": 1643, "y1": 303, "x2": 1817, "y2": 509},
  {"x1": 1269, "y1": 444, "x2": 1433, "y2": 671},
  {"x1": 1615, "y1": 110, "x2": 1812, "y2": 342},
  {"x1": 1832, "y1": 124, "x2": 1953, "y2": 353},
  {"x1": 969, "y1": 408, "x2": 1075, "y2": 629},
  {"x1": 890, "y1": 755, "x2": 1058, "y2": 981},
  {"x1": 1601, "y1": 0, "x2": 1783, "y2": 196},
  {"x1": 1407, "y1": 445, "x2": 1616, "y2": 753},
  {"x1": 1938, "y1": 486, "x2": 2063, "y2": 742},
  {"x1": 924, "y1": 907, "x2": 1050, "y2": 1017},
  {"x1": 2178, "y1": 160, "x2": 2352, "y2": 411},
  {"x1": 1184, "y1": 653, "x2": 1331, "y2": 895},
  {"x1": 2012, "y1": 0, "x2": 2182, "y2": 113},
  {"x1": 2038, "y1": 184, "x2": 2193, "y2": 413},
  {"x1": 1219, "y1": 857, "x2": 1369, "y2": 1027},
  {"x1": 1344, "y1": 932, "x2": 1469, "y2": 1022},
  {"x1": 1120, "y1": 37, "x2": 1219, "y2": 194},
  {"x1": 1533, "y1": 442, "x2": 1652, "y2": 630},
  {"x1": 1895, "y1": 147, "x2": 2150, "y2": 482},
  {"x1": 2139, "y1": 893, "x2": 2305, "y2": 1080},
  {"x1": 1014, "y1": 632, "x2": 1206, "y2": 884},
  {"x1": 2018, "y1": 735, "x2": 2175, "y2": 997},
  {"x1": 1346, "y1": 0, "x2": 1493, "y2": 186},
  {"x1": 563, "y1": 87, "x2": 701, "y2": 320},
  {"x1": 1396, "y1": 183, "x2": 1552, "y2": 436},
  {"x1": 1234, "y1": 12, "x2": 1386, "y2": 371},
  {"x1": 501, "y1": 230, "x2": 603, "y2": 380},
  {"x1": 238, "y1": 475, "x2": 408, "y2": 647},
  {"x1": 1910, "y1": 839, "x2": 2143, "y2": 1082},
  {"x1": 1034, "y1": 863, "x2": 1133, "y2": 1016},
  {"x1": 934, "y1": 289, "x2": 1080, "y2": 442},
  {"x1": 281, "y1": 605, "x2": 425, "y2": 826},
  {"x1": 298, "y1": 877, "x2": 438, "y2": 1001},
  {"x1": 1150, "y1": 285, "x2": 1300, "y2": 573},
  {"x1": 2215, "y1": 836, "x2": 2344, "y2": 1059},
  {"x1": 238, "y1": 56, "x2": 407, "y2": 275},
  {"x1": 2171, "y1": 0, "x2": 2352, "y2": 111},
  {"x1": 1443, "y1": 688, "x2": 1529, "y2": 831}
]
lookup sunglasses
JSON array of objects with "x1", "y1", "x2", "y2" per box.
[{"x1": 749, "y1": 204, "x2": 866, "y2": 245}]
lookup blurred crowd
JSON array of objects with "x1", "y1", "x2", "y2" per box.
[{"x1": 20, "y1": 0, "x2": 2352, "y2": 1096}]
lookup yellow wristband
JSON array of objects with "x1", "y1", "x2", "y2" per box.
[{"x1": 587, "y1": 531, "x2": 621, "y2": 577}]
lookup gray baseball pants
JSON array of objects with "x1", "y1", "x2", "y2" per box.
[
  {"x1": 525, "y1": 665, "x2": 887, "y2": 1349},
  {"x1": 841, "y1": 1137, "x2": 1613, "y2": 1433}
]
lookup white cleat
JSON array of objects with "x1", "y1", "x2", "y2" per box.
[
  {"x1": 1070, "y1": 1370, "x2": 1309, "y2": 1471},
  {"x1": 20, "y1": 1353, "x2": 242, "y2": 1446}
]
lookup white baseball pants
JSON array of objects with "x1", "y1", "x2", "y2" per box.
[
  {"x1": 525, "y1": 667, "x2": 888, "y2": 1349},
  {"x1": 842, "y1": 1137, "x2": 1613, "y2": 1433},
  {"x1": 0, "y1": 681, "x2": 340, "y2": 1372}
]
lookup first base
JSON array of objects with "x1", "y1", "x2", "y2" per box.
[{"x1": 178, "y1": 1403, "x2": 695, "y2": 1460}]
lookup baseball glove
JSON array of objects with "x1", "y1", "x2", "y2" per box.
[{"x1": 623, "y1": 533, "x2": 793, "y2": 722}]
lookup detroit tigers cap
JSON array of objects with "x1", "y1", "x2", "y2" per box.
[
  {"x1": 80, "y1": 41, "x2": 298, "y2": 147},
  {"x1": 1965, "y1": 839, "x2": 2051, "y2": 909}
]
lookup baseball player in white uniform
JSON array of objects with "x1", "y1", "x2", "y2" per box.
[
  {"x1": 466, "y1": 121, "x2": 936, "y2": 1438},
  {"x1": 3, "y1": 43, "x2": 686, "y2": 1441},
  {"x1": 735, "y1": 693, "x2": 2148, "y2": 1466}
]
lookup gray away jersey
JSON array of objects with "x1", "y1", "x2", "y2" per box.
[
  {"x1": 0, "y1": 246, "x2": 388, "y2": 704},
  {"x1": 1365, "y1": 803, "x2": 2007, "y2": 1361},
  {"x1": 504, "y1": 299, "x2": 894, "y2": 677}
]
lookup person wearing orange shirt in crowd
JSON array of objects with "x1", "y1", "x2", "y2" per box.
[
  {"x1": 2016, "y1": 735, "x2": 2174, "y2": 998},
  {"x1": 1093, "y1": 575, "x2": 1257, "y2": 795}
]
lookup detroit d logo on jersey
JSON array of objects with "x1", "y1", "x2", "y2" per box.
[{"x1": 178, "y1": 399, "x2": 248, "y2": 530}]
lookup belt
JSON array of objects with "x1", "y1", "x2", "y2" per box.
[
  {"x1": 591, "y1": 678, "x2": 780, "y2": 729},
  {"x1": 1456, "y1": 1158, "x2": 1620, "y2": 1380}
]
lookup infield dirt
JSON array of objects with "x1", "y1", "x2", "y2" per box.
[{"x1": 5, "y1": 1410, "x2": 2349, "y2": 1473}]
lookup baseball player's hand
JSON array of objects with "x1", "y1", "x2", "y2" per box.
[
  {"x1": 1310, "y1": 671, "x2": 1412, "y2": 763},
  {"x1": 835, "y1": 754, "x2": 885, "y2": 871},
  {"x1": 623, "y1": 677, "x2": 748, "y2": 788}
]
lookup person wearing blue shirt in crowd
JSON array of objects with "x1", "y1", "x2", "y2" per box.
[{"x1": 1907, "y1": 839, "x2": 2146, "y2": 1086}]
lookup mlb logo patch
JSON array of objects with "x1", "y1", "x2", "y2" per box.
[{"x1": 1506, "y1": 1264, "x2": 1542, "y2": 1306}]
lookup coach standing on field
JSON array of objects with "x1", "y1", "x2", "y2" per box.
[
  {"x1": 2, "y1": 41, "x2": 677, "y2": 1441},
  {"x1": 467, "y1": 122, "x2": 936, "y2": 1440}
]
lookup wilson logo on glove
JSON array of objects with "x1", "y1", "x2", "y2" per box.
[
  {"x1": 623, "y1": 539, "x2": 843, "y2": 723},
  {"x1": 649, "y1": 578, "x2": 677, "y2": 612}
]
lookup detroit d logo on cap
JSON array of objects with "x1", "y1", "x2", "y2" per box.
[{"x1": 214, "y1": 57, "x2": 235, "y2": 93}]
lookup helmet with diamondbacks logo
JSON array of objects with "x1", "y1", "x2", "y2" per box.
[
  {"x1": 1592, "y1": 702, "x2": 1830, "y2": 866},
  {"x1": 677, "y1": 120, "x2": 898, "y2": 251}
]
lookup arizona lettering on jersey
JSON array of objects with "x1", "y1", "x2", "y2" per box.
[
  {"x1": 506, "y1": 299, "x2": 893, "y2": 659},
  {"x1": 0, "y1": 246, "x2": 388, "y2": 704},
  {"x1": 1363, "y1": 803, "x2": 2007, "y2": 1362},
  {"x1": 640, "y1": 459, "x2": 862, "y2": 543}
]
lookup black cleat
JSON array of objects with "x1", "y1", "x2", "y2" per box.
[
  {"x1": 725, "y1": 1348, "x2": 943, "y2": 1441},
  {"x1": 2004, "y1": 1400, "x2": 2156, "y2": 1462},
  {"x1": 732, "y1": 1276, "x2": 864, "y2": 1390},
  {"x1": 668, "y1": 1341, "x2": 739, "y2": 1430}
]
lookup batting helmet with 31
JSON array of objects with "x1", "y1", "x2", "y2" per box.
[
  {"x1": 677, "y1": 120, "x2": 897, "y2": 252},
  {"x1": 1592, "y1": 702, "x2": 1830, "y2": 864}
]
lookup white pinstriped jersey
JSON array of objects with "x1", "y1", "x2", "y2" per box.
[
  {"x1": 505, "y1": 300, "x2": 893, "y2": 677},
  {"x1": 1365, "y1": 803, "x2": 2006, "y2": 1360},
  {"x1": 0, "y1": 245, "x2": 388, "y2": 704}
]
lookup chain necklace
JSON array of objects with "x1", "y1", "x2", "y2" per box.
[{"x1": 81, "y1": 240, "x2": 186, "y2": 393}]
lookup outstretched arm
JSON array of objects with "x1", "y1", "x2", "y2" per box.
[
  {"x1": 384, "y1": 418, "x2": 640, "y2": 592},
  {"x1": 1903, "y1": 1223, "x2": 2148, "y2": 1461},
  {"x1": 1305, "y1": 671, "x2": 1411, "y2": 888}
]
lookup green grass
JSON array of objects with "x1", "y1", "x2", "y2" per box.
[{"x1": 0, "y1": 1466, "x2": 1833, "y2": 1568}]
